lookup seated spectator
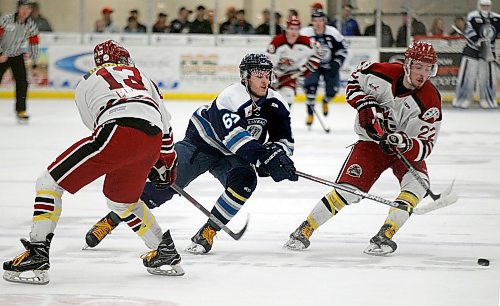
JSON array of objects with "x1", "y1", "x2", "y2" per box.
[
  {"x1": 153, "y1": 12, "x2": 170, "y2": 33},
  {"x1": 229, "y1": 9, "x2": 254, "y2": 34},
  {"x1": 129, "y1": 9, "x2": 147, "y2": 32},
  {"x1": 207, "y1": 9, "x2": 215, "y2": 33},
  {"x1": 124, "y1": 16, "x2": 146, "y2": 33},
  {"x1": 430, "y1": 16, "x2": 445, "y2": 36},
  {"x1": 255, "y1": 9, "x2": 284, "y2": 35},
  {"x1": 331, "y1": 4, "x2": 361, "y2": 36},
  {"x1": 95, "y1": 6, "x2": 119, "y2": 33},
  {"x1": 170, "y1": 7, "x2": 192, "y2": 33},
  {"x1": 364, "y1": 11, "x2": 394, "y2": 47},
  {"x1": 190, "y1": 5, "x2": 212, "y2": 34},
  {"x1": 31, "y1": 2, "x2": 52, "y2": 32},
  {"x1": 396, "y1": 11, "x2": 426, "y2": 47},
  {"x1": 449, "y1": 16, "x2": 466, "y2": 36},
  {"x1": 288, "y1": 9, "x2": 299, "y2": 18},
  {"x1": 220, "y1": 6, "x2": 236, "y2": 34}
]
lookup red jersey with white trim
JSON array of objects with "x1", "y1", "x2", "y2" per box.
[
  {"x1": 266, "y1": 34, "x2": 321, "y2": 78},
  {"x1": 346, "y1": 61, "x2": 442, "y2": 161}
]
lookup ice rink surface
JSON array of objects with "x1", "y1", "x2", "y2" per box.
[{"x1": 0, "y1": 99, "x2": 499, "y2": 306}]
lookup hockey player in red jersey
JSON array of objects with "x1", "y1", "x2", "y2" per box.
[
  {"x1": 285, "y1": 41, "x2": 442, "y2": 255},
  {"x1": 3, "y1": 40, "x2": 183, "y2": 285},
  {"x1": 267, "y1": 16, "x2": 321, "y2": 108}
]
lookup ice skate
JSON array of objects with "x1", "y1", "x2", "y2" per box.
[
  {"x1": 284, "y1": 220, "x2": 314, "y2": 251},
  {"x1": 363, "y1": 225, "x2": 397, "y2": 256},
  {"x1": 16, "y1": 111, "x2": 29, "y2": 124},
  {"x1": 186, "y1": 222, "x2": 217, "y2": 255},
  {"x1": 322, "y1": 101, "x2": 329, "y2": 116},
  {"x1": 3, "y1": 233, "x2": 54, "y2": 285},
  {"x1": 142, "y1": 230, "x2": 184, "y2": 276},
  {"x1": 83, "y1": 212, "x2": 120, "y2": 249}
]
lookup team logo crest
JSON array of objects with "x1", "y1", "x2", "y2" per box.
[
  {"x1": 421, "y1": 107, "x2": 440, "y2": 123},
  {"x1": 346, "y1": 164, "x2": 362, "y2": 178},
  {"x1": 247, "y1": 118, "x2": 267, "y2": 138}
]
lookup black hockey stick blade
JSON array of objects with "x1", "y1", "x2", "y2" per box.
[{"x1": 171, "y1": 184, "x2": 249, "y2": 240}]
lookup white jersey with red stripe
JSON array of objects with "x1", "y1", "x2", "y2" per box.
[
  {"x1": 346, "y1": 61, "x2": 442, "y2": 161},
  {"x1": 75, "y1": 63, "x2": 172, "y2": 134},
  {"x1": 266, "y1": 34, "x2": 321, "y2": 77}
]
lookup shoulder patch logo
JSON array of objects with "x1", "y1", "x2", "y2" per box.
[
  {"x1": 421, "y1": 107, "x2": 440, "y2": 123},
  {"x1": 346, "y1": 164, "x2": 362, "y2": 178}
]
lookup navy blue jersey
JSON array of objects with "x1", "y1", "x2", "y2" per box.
[
  {"x1": 463, "y1": 10, "x2": 500, "y2": 58},
  {"x1": 185, "y1": 82, "x2": 294, "y2": 164},
  {"x1": 301, "y1": 25, "x2": 348, "y2": 69}
]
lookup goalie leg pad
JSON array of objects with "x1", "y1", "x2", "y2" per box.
[
  {"x1": 478, "y1": 59, "x2": 497, "y2": 109},
  {"x1": 30, "y1": 170, "x2": 64, "y2": 242},
  {"x1": 107, "y1": 199, "x2": 163, "y2": 249},
  {"x1": 453, "y1": 56, "x2": 478, "y2": 108}
]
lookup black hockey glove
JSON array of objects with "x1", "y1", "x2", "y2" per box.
[
  {"x1": 356, "y1": 96, "x2": 383, "y2": 141},
  {"x1": 379, "y1": 132, "x2": 413, "y2": 155},
  {"x1": 148, "y1": 151, "x2": 178, "y2": 190},
  {"x1": 257, "y1": 143, "x2": 298, "y2": 182}
]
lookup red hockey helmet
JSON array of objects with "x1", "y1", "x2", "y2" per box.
[
  {"x1": 287, "y1": 16, "x2": 301, "y2": 28},
  {"x1": 404, "y1": 41, "x2": 437, "y2": 65},
  {"x1": 93, "y1": 40, "x2": 132, "y2": 66}
]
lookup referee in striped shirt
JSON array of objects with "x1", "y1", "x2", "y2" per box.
[{"x1": 0, "y1": 0, "x2": 39, "y2": 123}]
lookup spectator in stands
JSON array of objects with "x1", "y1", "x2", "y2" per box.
[
  {"x1": 153, "y1": 12, "x2": 170, "y2": 33},
  {"x1": 255, "y1": 9, "x2": 284, "y2": 35},
  {"x1": 31, "y1": 2, "x2": 52, "y2": 32},
  {"x1": 170, "y1": 7, "x2": 192, "y2": 33},
  {"x1": 396, "y1": 11, "x2": 426, "y2": 47},
  {"x1": 449, "y1": 16, "x2": 466, "y2": 36},
  {"x1": 129, "y1": 9, "x2": 147, "y2": 32},
  {"x1": 364, "y1": 11, "x2": 394, "y2": 47},
  {"x1": 220, "y1": 6, "x2": 237, "y2": 34},
  {"x1": 94, "y1": 7, "x2": 119, "y2": 33},
  {"x1": 331, "y1": 4, "x2": 361, "y2": 36},
  {"x1": 430, "y1": 16, "x2": 445, "y2": 36},
  {"x1": 190, "y1": 5, "x2": 212, "y2": 34},
  {"x1": 229, "y1": 9, "x2": 254, "y2": 34},
  {"x1": 207, "y1": 9, "x2": 215, "y2": 33},
  {"x1": 123, "y1": 16, "x2": 146, "y2": 33},
  {"x1": 288, "y1": 9, "x2": 299, "y2": 18}
]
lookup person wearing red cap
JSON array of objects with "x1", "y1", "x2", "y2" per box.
[
  {"x1": 94, "y1": 6, "x2": 119, "y2": 33},
  {"x1": 285, "y1": 42, "x2": 444, "y2": 256}
]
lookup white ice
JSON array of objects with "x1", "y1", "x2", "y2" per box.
[{"x1": 0, "y1": 99, "x2": 499, "y2": 306}]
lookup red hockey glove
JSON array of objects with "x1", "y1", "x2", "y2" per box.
[
  {"x1": 148, "y1": 151, "x2": 178, "y2": 189},
  {"x1": 379, "y1": 132, "x2": 413, "y2": 155},
  {"x1": 356, "y1": 96, "x2": 383, "y2": 140}
]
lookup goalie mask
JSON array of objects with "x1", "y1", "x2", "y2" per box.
[
  {"x1": 403, "y1": 41, "x2": 438, "y2": 86},
  {"x1": 93, "y1": 40, "x2": 132, "y2": 67},
  {"x1": 239, "y1": 53, "x2": 274, "y2": 82}
]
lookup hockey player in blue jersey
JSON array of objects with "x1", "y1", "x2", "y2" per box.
[
  {"x1": 301, "y1": 9, "x2": 348, "y2": 125},
  {"x1": 84, "y1": 53, "x2": 298, "y2": 254}
]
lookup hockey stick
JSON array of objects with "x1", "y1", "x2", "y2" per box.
[
  {"x1": 306, "y1": 102, "x2": 331, "y2": 133},
  {"x1": 296, "y1": 171, "x2": 447, "y2": 215},
  {"x1": 171, "y1": 184, "x2": 248, "y2": 240}
]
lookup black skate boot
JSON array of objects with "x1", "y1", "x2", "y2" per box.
[
  {"x1": 185, "y1": 222, "x2": 217, "y2": 254},
  {"x1": 16, "y1": 111, "x2": 30, "y2": 124},
  {"x1": 322, "y1": 100, "x2": 329, "y2": 116},
  {"x1": 364, "y1": 224, "x2": 398, "y2": 256},
  {"x1": 142, "y1": 230, "x2": 184, "y2": 276},
  {"x1": 284, "y1": 220, "x2": 314, "y2": 251},
  {"x1": 306, "y1": 101, "x2": 314, "y2": 126},
  {"x1": 3, "y1": 233, "x2": 54, "y2": 285},
  {"x1": 84, "y1": 212, "x2": 121, "y2": 249}
]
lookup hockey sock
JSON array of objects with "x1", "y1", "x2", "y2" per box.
[
  {"x1": 107, "y1": 199, "x2": 163, "y2": 249},
  {"x1": 307, "y1": 189, "x2": 347, "y2": 229},
  {"x1": 381, "y1": 191, "x2": 419, "y2": 238},
  {"x1": 210, "y1": 187, "x2": 249, "y2": 231},
  {"x1": 30, "y1": 170, "x2": 64, "y2": 242}
]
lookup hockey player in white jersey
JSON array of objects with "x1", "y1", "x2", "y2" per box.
[
  {"x1": 3, "y1": 40, "x2": 183, "y2": 284},
  {"x1": 453, "y1": 0, "x2": 500, "y2": 109},
  {"x1": 285, "y1": 41, "x2": 443, "y2": 255},
  {"x1": 267, "y1": 16, "x2": 321, "y2": 108}
]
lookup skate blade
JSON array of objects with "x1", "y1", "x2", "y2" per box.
[
  {"x1": 185, "y1": 243, "x2": 207, "y2": 255},
  {"x1": 146, "y1": 265, "x2": 185, "y2": 276},
  {"x1": 283, "y1": 239, "x2": 306, "y2": 251},
  {"x1": 363, "y1": 245, "x2": 394, "y2": 256},
  {"x1": 3, "y1": 270, "x2": 49, "y2": 285}
]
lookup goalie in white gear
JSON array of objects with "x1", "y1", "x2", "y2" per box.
[
  {"x1": 452, "y1": 0, "x2": 500, "y2": 109},
  {"x1": 285, "y1": 41, "x2": 443, "y2": 255},
  {"x1": 3, "y1": 40, "x2": 184, "y2": 285}
]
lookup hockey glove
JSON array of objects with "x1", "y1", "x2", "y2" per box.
[
  {"x1": 257, "y1": 143, "x2": 298, "y2": 182},
  {"x1": 148, "y1": 151, "x2": 178, "y2": 190},
  {"x1": 356, "y1": 96, "x2": 383, "y2": 141},
  {"x1": 379, "y1": 132, "x2": 413, "y2": 155}
]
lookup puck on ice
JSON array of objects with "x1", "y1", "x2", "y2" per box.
[{"x1": 477, "y1": 258, "x2": 490, "y2": 266}]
